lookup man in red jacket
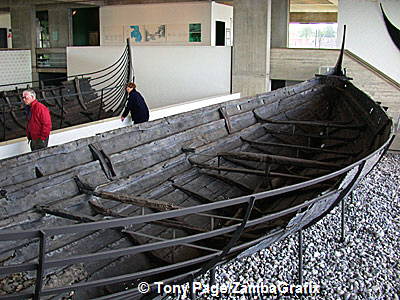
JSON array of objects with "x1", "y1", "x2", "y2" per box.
[{"x1": 22, "y1": 89, "x2": 52, "y2": 151}]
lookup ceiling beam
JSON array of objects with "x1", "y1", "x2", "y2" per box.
[{"x1": 290, "y1": 11, "x2": 337, "y2": 23}]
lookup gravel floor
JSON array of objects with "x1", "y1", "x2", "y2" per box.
[{"x1": 189, "y1": 152, "x2": 400, "y2": 300}]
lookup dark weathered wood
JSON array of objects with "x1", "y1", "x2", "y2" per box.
[
  {"x1": 88, "y1": 143, "x2": 116, "y2": 180},
  {"x1": 74, "y1": 77, "x2": 88, "y2": 110},
  {"x1": 241, "y1": 137, "x2": 358, "y2": 156},
  {"x1": 36, "y1": 205, "x2": 99, "y2": 222},
  {"x1": 4, "y1": 92, "x2": 25, "y2": 129},
  {"x1": 172, "y1": 184, "x2": 215, "y2": 203},
  {"x1": 219, "y1": 107, "x2": 233, "y2": 134},
  {"x1": 258, "y1": 116, "x2": 364, "y2": 129},
  {"x1": 218, "y1": 151, "x2": 341, "y2": 170},
  {"x1": 192, "y1": 160, "x2": 311, "y2": 180},
  {"x1": 0, "y1": 64, "x2": 393, "y2": 300},
  {"x1": 76, "y1": 177, "x2": 181, "y2": 212},
  {"x1": 88, "y1": 199, "x2": 208, "y2": 234},
  {"x1": 199, "y1": 171, "x2": 253, "y2": 193},
  {"x1": 263, "y1": 127, "x2": 358, "y2": 142},
  {"x1": 123, "y1": 230, "x2": 219, "y2": 252}
]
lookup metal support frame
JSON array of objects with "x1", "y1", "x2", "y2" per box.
[
  {"x1": 34, "y1": 230, "x2": 46, "y2": 300},
  {"x1": 1, "y1": 104, "x2": 5, "y2": 141},
  {"x1": 98, "y1": 89, "x2": 104, "y2": 119},
  {"x1": 209, "y1": 267, "x2": 216, "y2": 286},
  {"x1": 339, "y1": 192, "x2": 350, "y2": 243},
  {"x1": 298, "y1": 229, "x2": 303, "y2": 286},
  {"x1": 189, "y1": 278, "x2": 195, "y2": 300}
]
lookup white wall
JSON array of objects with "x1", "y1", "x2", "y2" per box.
[
  {"x1": 0, "y1": 13, "x2": 12, "y2": 48},
  {"x1": 211, "y1": 2, "x2": 233, "y2": 46},
  {"x1": 0, "y1": 93, "x2": 240, "y2": 161},
  {"x1": 67, "y1": 45, "x2": 232, "y2": 109},
  {"x1": 100, "y1": 2, "x2": 211, "y2": 46},
  {"x1": 338, "y1": 0, "x2": 400, "y2": 83},
  {"x1": 0, "y1": 50, "x2": 32, "y2": 91}
]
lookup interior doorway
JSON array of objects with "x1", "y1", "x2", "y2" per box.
[
  {"x1": 216, "y1": 21, "x2": 225, "y2": 46},
  {"x1": 0, "y1": 28, "x2": 7, "y2": 48}
]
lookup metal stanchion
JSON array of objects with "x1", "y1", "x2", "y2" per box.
[{"x1": 298, "y1": 229, "x2": 303, "y2": 286}]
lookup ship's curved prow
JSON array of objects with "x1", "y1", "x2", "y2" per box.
[{"x1": 331, "y1": 25, "x2": 347, "y2": 76}]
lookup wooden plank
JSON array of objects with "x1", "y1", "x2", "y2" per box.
[
  {"x1": 241, "y1": 137, "x2": 357, "y2": 156},
  {"x1": 36, "y1": 205, "x2": 99, "y2": 223},
  {"x1": 192, "y1": 161, "x2": 311, "y2": 180},
  {"x1": 219, "y1": 107, "x2": 233, "y2": 134},
  {"x1": 172, "y1": 183, "x2": 215, "y2": 203},
  {"x1": 199, "y1": 171, "x2": 253, "y2": 193},
  {"x1": 218, "y1": 151, "x2": 341, "y2": 170}
]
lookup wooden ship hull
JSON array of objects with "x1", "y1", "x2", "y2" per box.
[
  {"x1": 0, "y1": 42, "x2": 132, "y2": 143},
  {"x1": 0, "y1": 37, "x2": 394, "y2": 299}
]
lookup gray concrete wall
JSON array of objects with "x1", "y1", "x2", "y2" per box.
[
  {"x1": 10, "y1": 5, "x2": 35, "y2": 49},
  {"x1": 48, "y1": 7, "x2": 70, "y2": 47},
  {"x1": 10, "y1": 4, "x2": 37, "y2": 81},
  {"x1": 271, "y1": 0, "x2": 288, "y2": 48},
  {"x1": 232, "y1": 0, "x2": 271, "y2": 97}
]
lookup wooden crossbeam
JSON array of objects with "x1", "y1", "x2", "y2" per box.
[
  {"x1": 123, "y1": 230, "x2": 220, "y2": 252},
  {"x1": 88, "y1": 199, "x2": 208, "y2": 234},
  {"x1": 258, "y1": 117, "x2": 364, "y2": 129},
  {"x1": 75, "y1": 177, "x2": 180, "y2": 211},
  {"x1": 36, "y1": 205, "x2": 99, "y2": 223},
  {"x1": 192, "y1": 161, "x2": 311, "y2": 180},
  {"x1": 74, "y1": 177, "x2": 244, "y2": 224},
  {"x1": 89, "y1": 199, "x2": 258, "y2": 239},
  {"x1": 200, "y1": 171, "x2": 253, "y2": 193},
  {"x1": 241, "y1": 137, "x2": 358, "y2": 156},
  {"x1": 218, "y1": 151, "x2": 341, "y2": 170},
  {"x1": 172, "y1": 183, "x2": 215, "y2": 203},
  {"x1": 263, "y1": 127, "x2": 357, "y2": 142},
  {"x1": 223, "y1": 156, "x2": 263, "y2": 171}
]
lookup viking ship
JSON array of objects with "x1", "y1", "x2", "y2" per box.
[
  {"x1": 0, "y1": 29, "x2": 394, "y2": 299},
  {"x1": 380, "y1": 3, "x2": 400, "y2": 51},
  {"x1": 0, "y1": 41, "x2": 132, "y2": 142}
]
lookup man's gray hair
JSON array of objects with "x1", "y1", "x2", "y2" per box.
[{"x1": 23, "y1": 89, "x2": 36, "y2": 99}]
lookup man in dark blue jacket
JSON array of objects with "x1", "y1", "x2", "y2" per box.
[{"x1": 121, "y1": 82, "x2": 149, "y2": 124}]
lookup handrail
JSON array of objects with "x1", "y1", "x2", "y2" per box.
[{"x1": 344, "y1": 49, "x2": 400, "y2": 91}]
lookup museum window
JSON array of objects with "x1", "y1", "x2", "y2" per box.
[
  {"x1": 288, "y1": 0, "x2": 338, "y2": 49},
  {"x1": 189, "y1": 23, "x2": 201, "y2": 42},
  {"x1": 288, "y1": 23, "x2": 338, "y2": 48}
]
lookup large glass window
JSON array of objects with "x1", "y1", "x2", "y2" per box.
[
  {"x1": 289, "y1": 23, "x2": 337, "y2": 48},
  {"x1": 288, "y1": 0, "x2": 338, "y2": 49}
]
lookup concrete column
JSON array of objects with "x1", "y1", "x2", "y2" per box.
[
  {"x1": 271, "y1": 0, "x2": 289, "y2": 48},
  {"x1": 48, "y1": 7, "x2": 71, "y2": 47},
  {"x1": 10, "y1": 4, "x2": 36, "y2": 49},
  {"x1": 10, "y1": 3, "x2": 38, "y2": 81},
  {"x1": 232, "y1": 0, "x2": 272, "y2": 97}
]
